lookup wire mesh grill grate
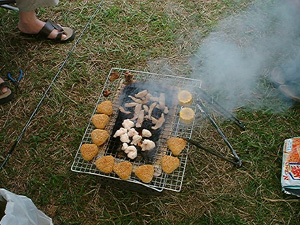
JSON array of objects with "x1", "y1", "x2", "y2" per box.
[{"x1": 71, "y1": 68, "x2": 202, "y2": 192}]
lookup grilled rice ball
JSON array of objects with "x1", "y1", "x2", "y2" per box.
[
  {"x1": 178, "y1": 90, "x2": 193, "y2": 105},
  {"x1": 96, "y1": 100, "x2": 113, "y2": 116},
  {"x1": 179, "y1": 107, "x2": 195, "y2": 124},
  {"x1": 80, "y1": 144, "x2": 99, "y2": 161},
  {"x1": 167, "y1": 137, "x2": 186, "y2": 156},
  {"x1": 92, "y1": 114, "x2": 109, "y2": 129},
  {"x1": 113, "y1": 161, "x2": 133, "y2": 180},
  {"x1": 95, "y1": 155, "x2": 115, "y2": 173},
  {"x1": 161, "y1": 155, "x2": 180, "y2": 174},
  {"x1": 91, "y1": 129, "x2": 109, "y2": 146},
  {"x1": 134, "y1": 165, "x2": 154, "y2": 183}
]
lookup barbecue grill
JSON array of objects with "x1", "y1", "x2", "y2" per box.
[{"x1": 71, "y1": 68, "x2": 203, "y2": 192}]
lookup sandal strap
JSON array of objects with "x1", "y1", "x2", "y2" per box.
[
  {"x1": 0, "y1": 81, "x2": 9, "y2": 94},
  {"x1": 55, "y1": 32, "x2": 63, "y2": 41},
  {"x1": 48, "y1": 20, "x2": 64, "y2": 32},
  {"x1": 37, "y1": 20, "x2": 65, "y2": 40},
  {"x1": 37, "y1": 20, "x2": 55, "y2": 38}
]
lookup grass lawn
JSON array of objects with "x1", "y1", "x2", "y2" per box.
[{"x1": 1, "y1": 0, "x2": 300, "y2": 224}]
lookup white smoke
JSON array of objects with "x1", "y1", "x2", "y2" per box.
[{"x1": 190, "y1": 0, "x2": 300, "y2": 110}]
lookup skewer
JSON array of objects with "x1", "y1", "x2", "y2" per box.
[
  {"x1": 196, "y1": 102, "x2": 242, "y2": 167},
  {"x1": 197, "y1": 88, "x2": 246, "y2": 130},
  {"x1": 186, "y1": 139, "x2": 241, "y2": 167}
]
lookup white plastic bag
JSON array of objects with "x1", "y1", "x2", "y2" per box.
[{"x1": 0, "y1": 189, "x2": 53, "y2": 225}]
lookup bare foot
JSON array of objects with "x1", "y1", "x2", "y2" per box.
[
  {"x1": 0, "y1": 77, "x2": 8, "y2": 94},
  {"x1": 18, "y1": 11, "x2": 67, "y2": 40}
]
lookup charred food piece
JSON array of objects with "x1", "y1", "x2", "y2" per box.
[
  {"x1": 109, "y1": 71, "x2": 120, "y2": 82},
  {"x1": 134, "y1": 165, "x2": 154, "y2": 183},
  {"x1": 113, "y1": 161, "x2": 133, "y2": 180},
  {"x1": 103, "y1": 90, "x2": 111, "y2": 97},
  {"x1": 95, "y1": 155, "x2": 115, "y2": 173},
  {"x1": 97, "y1": 100, "x2": 113, "y2": 116},
  {"x1": 167, "y1": 137, "x2": 186, "y2": 156},
  {"x1": 124, "y1": 71, "x2": 133, "y2": 82},
  {"x1": 161, "y1": 155, "x2": 180, "y2": 174},
  {"x1": 92, "y1": 114, "x2": 109, "y2": 129},
  {"x1": 80, "y1": 144, "x2": 99, "y2": 161},
  {"x1": 91, "y1": 129, "x2": 109, "y2": 146}
]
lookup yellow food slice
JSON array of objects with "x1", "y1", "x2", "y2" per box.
[
  {"x1": 179, "y1": 107, "x2": 195, "y2": 124},
  {"x1": 178, "y1": 90, "x2": 193, "y2": 106}
]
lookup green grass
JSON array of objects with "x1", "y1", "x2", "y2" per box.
[{"x1": 1, "y1": 0, "x2": 300, "y2": 224}]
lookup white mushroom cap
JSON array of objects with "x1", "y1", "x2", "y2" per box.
[
  {"x1": 141, "y1": 139, "x2": 156, "y2": 151},
  {"x1": 113, "y1": 127, "x2": 127, "y2": 138},
  {"x1": 120, "y1": 133, "x2": 130, "y2": 143},
  {"x1": 122, "y1": 119, "x2": 135, "y2": 130},
  {"x1": 142, "y1": 129, "x2": 152, "y2": 138},
  {"x1": 127, "y1": 150, "x2": 137, "y2": 159},
  {"x1": 125, "y1": 145, "x2": 137, "y2": 154},
  {"x1": 128, "y1": 128, "x2": 138, "y2": 137},
  {"x1": 131, "y1": 135, "x2": 142, "y2": 145},
  {"x1": 122, "y1": 143, "x2": 129, "y2": 151},
  {"x1": 125, "y1": 145, "x2": 138, "y2": 159}
]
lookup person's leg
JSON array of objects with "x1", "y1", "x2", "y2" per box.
[{"x1": 17, "y1": 10, "x2": 67, "y2": 40}]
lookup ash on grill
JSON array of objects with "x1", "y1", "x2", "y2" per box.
[{"x1": 106, "y1": 82, "x2": 175, "y2": 164}]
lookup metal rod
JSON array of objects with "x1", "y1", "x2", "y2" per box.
[
  {"x1": 196, "y1": 102, "x2": 242, "y2": 167},
  {"x1": 186, "y1": 139, "x2": 240, "y2": 167},
  {"x1": 197, "y1": 88, "x2": 246, "y2": 130},
  {"x1": 0, "y1": 0, "x2": 104, "y2": 171}
]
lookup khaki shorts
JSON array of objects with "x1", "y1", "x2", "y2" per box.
[{"x1": 16, "y1": 0, "x2": 59, "y2": 12}]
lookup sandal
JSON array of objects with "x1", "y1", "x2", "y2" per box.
[
  {"x1": 21, "y1": 20, "x2": 75, "y2": 43},
  {"x1": 0, "y1": 80, "x2": 13, "y2": 105}
]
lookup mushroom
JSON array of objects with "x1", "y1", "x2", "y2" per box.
[
  {"x1": 136, "y1": 110, "x2": 145, "y2": 128},
  {"x1": 127, "y1": 146, "x2": 138, "y2": 159},
  {"x1": 122, "y1": 119, "x2": 134, "y2": 130},
  {"x1": 141, "y1": 139, "x2": 156, "y2": 151},
  {"x1": 146, "y1": 102, "x2": 157, "y2": 119},
  {"x1": 163, "y1": 106, "x2": 169, "y2": 114},
  {"x1": 113, "y1": 127, "x2": 127, "y2": 138},
  {"x1": 158, "y1": 93, "x2": 165, "y2": 110},
  {"x1": 130, "y1": 104, "x2": 142, "y2": 121},
  {"x1": 120, "y1": 133, "x2": 130, "y2": 143},
  {"x1": 122, "y1": 143, "x2": 129, "y2": 151},
  {"x1": 151, "y1": 113, "x2": 165, "y2": 130},
  {"x1": 135, "y1": 90, "x2": 148, "y2": 98},
  {"x1": 142, "y1": 129, "x2": 152, "y2": 138},
  {"x1": 128, "y1": 128, "x2": 138, "y2": 137},
  {"x1": 128, "y1": 95, "x2": 143, "y2": 104},
  {"x1": 131, "y1": 134, "x2": 142, "y2": 145},
  {"x1": 124, "y1": 102, "x2": 138, "y2": 108},
  {"x1": 119, "y1": 106, "x2": 131, "y2": 114}
]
